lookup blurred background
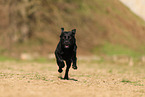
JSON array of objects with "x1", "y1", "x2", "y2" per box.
[{"x1": 0, "y1": 0, "x2": 145, "y2": 60}]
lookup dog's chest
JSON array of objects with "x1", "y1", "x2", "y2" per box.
[{"x1": 62, "y1": 49, "x2": 73, "y2": 59}]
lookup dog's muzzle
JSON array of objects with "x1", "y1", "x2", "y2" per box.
[{"x1": 64, "y1": 41, "x2": 70, "y2": 48}]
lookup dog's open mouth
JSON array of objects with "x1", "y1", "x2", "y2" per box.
[{"x1": 64, "y1": 45, "x2": 69, "y2": 48}]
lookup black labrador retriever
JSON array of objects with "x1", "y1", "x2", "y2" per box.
[{"x1": 55, "y1": 28, "x2": 77, "y2": 80}]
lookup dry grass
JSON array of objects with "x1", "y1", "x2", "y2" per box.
[{"x1": 0, "y1": 59, "x2": 144, "y2": 97}]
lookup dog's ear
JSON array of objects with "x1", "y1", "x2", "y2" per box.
[
  {"x1": 60, "y1": 28, "x2": 64, "y2": 37},
  {"x1": 61, "y1": 28, "x2": 64, "y2": 32},
  {"x1": 72, "y1": 29, "x2": 76, "y2": 34}
]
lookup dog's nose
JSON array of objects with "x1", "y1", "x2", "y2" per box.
[{"x1": 64, "y1": 41, "x2": 70, "y2": 44}]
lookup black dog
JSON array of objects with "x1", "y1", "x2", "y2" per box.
[{"x1": 55, "y1": 28, "x2": 77, "y2": 80}]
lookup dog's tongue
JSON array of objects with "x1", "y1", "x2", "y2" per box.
[{"x1": 65, "y1": 45, "x2": 69, "y2": 48}]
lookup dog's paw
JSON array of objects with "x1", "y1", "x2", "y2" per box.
[
  {"x1": 72, "y1": 65, "x2": 77, "y2": 70},
  {"x1": 58, "y1": 68, "x2": 63, "y2": 73}
]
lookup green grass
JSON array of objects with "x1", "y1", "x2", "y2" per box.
[
  {"x1": 121, "y1": 79, "x2": 133, "y2": 83},
  {"x1": 0, "y1": 55, "x2": 55, "y2": 63},
  {"x1": 34, "y1": 73, "x2": 49, "y2": 81},
  {"x1": 0, "y1": 56, "x2": 16, "y2": 62},
  {"x1": 28, "y1": 57, "x2": 55, "y2": 63},
  {"x1": 93, "y1": 42, "x2": 143, "y2": 57},
  {"x1": 121, "y1": 79, "x2": 144, "y2": 86}
]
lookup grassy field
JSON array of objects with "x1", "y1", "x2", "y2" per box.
[{"x1": 0, "y1": 58, "x2": 144, "y2": 97}]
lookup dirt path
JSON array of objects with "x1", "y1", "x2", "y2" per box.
[{"x1": 0, "y1": 61, "x2": 144, "y2": 97}]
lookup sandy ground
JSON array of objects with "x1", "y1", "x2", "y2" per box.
[{"x1": 0, "y1": 60, "x2": 144, "y2": 97}]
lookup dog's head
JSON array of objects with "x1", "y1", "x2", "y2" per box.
[{"x1": 60, "y1": 28, "x2": 76, "y2": 49}]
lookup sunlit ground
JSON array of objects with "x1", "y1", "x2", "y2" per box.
[{"x1": 0, "y1": 57, "x2": 144, "y2": 97}]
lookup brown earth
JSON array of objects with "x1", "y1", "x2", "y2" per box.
[{"x1": 0, "y1": 60, "x2": 144, "y2": 97}]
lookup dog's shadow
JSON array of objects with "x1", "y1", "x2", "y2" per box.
[{"x1": 58, "y1": 77, "x2": 78, "y2": 81}]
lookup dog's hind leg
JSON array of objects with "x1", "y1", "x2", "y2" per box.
[{"x1": 64, "y1": 60, "x2": 71, "y2": 80}]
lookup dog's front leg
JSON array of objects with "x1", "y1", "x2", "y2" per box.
[
  {"x1": 72, "y1": 54, "x2": 77, "y2": 70},
  {"x1": 55, "y1": 51, "x2": 65, "y2": 73},
  {"x1": 72, "y1": 57, "x2": 77, "y2": 69},
  {"x1": 72, "y1": 45, "x2": 77, "y2": 69}
]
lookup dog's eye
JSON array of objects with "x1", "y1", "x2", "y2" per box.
[
  {"x1": 63, "y1": 36, "x2": 66, "y2": 39},
  {"x1": 68, "y1": 36, "x2": 71, "y2": 39}
]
